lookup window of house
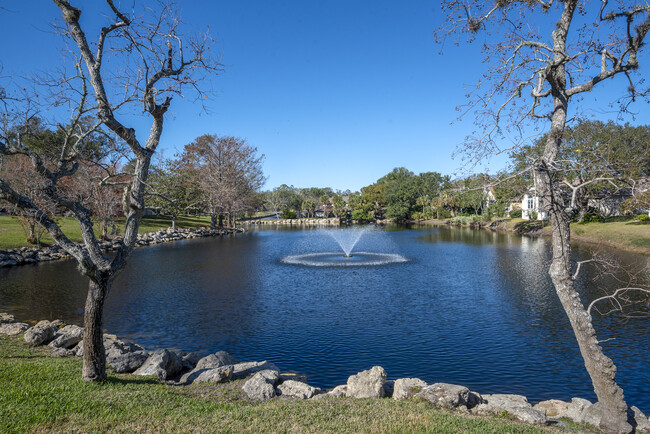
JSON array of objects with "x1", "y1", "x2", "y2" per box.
[{"x1": 528, "y1": 197, "x2": 534, "y2": 209}]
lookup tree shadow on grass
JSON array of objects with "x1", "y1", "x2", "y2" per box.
[{"x1": 105, "y1": 376, "x2": 160, "y2": 386}]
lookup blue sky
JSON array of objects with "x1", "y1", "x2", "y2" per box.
[{"x1": 0, "y1": 1, "x2": 645, "y2": 191}]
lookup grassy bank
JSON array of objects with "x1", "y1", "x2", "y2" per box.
[
  {"x1": 567, "y1": 220, "x2": 650, "y2": 254},
  {"x1": 431, "y1": 216, "x2": 650, "y2": 255},
  {"x1": 0, "y1": 216, "x2": 212, "y2": 250},
  {"x1": 0, "y1": 336, "x2": 550, "y2": 433}
]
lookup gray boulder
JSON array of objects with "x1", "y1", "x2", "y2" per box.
[
  {"x1": 0, "y1": 322, "x2": 30, "y2": 336},
  {"x1": 346, "y1": 366, "x2": 386, "y2": 398},
  {"x1": 49, "y1": 319, "x2": 65, "y2": 328},
  {"x1": 72, "y1": 342, "x2": 83, "y2": 358},
  {"x1": 49, "y1": 325, "x2": 83, "y2": 349},
  {"x1": 242, "y1": 371, "x2": 279, "y2": 401},
  {"x1": 472, "y1": 394, "x2": 546, "y2": 425},
  {"x1": 0, "y1": 312, "x2": 16, "y2": 324},
  {"x1": 564, "y1": 397, "x2": 593, "y2": 424},
  {"x1": 196, "y1": 351, "x2": 238, "y2": 370},
  {"x1": 533, "y1": 399, "x2": 569, "y2": 418},
  {"x1": 134, "y1": 349, "x2": 183, "y2": 380},
  {"x1": 581, "y1": 402, "x2": 605, "y2": 428},
  {"x1": 393, "y1": 378, "x2": 428, "y2": 400},
  {"x1": 51, "y1": 347, "x2": 75, "y2": 357},
  {"x1": 192, "y1": 365, "x2": 234, "y2": 384},
  {"x1": 311, "y1": 385, "x2": 348, "y2": 400},
  {"x1": 104, "y1": 335, "x2": 146, "y2": 359},
  {"x1": 180, "y1": 351, "x2": 203, "y2": 371},
  {"x1": 24, "y1": 322, "x2": 57, "y2": 346},
  {"x1": 108, "y1": 351, "x2": 149, "y2": 373},
  {"x1": 276, "y1": 380, "x2": 320, "y2": 400},
  {"x1": 179, "y1": 351, "x2": 239, "y2": 384},
  {"x1": 232, "y1": 361, "x2": 279, "y2": 380},
  {"x1": 415, "y1": 383, "x2": 472, "y2": 409}
]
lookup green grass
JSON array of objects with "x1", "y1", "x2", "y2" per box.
[
  {"x1": 568, "y1": 219, "x2": 650, "y2": 253},
  {"x1": 0, "y1": 336, "x2": 551, "y2": 433},
  {"x1": 134, "y1": 215, "x2": 212, "y2": 233},
  {"x1": 500, "y1": 216, "x2": 649, "y2": 254},
  {"x1": 0, "y1": 215, "x2": 213, "y2": 250}
]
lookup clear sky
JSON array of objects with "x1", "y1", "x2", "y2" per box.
[{"x1": 0, "y1": 1, "x2": 645, "y2": 192}]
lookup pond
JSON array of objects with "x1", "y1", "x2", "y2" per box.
[{"x1": 0, "y1": 225, "x2": 648, "y2": 412}]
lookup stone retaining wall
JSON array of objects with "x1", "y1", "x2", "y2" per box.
[
  {"x1": 246, "y1": 218, "x2": 341, "y2": 226},
  {"x1": 0, "y1": 226, "x2": 241, "y2": 269}
]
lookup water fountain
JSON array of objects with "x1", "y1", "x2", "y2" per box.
[{"x1": 281, "y1": 226, "x2": 408, "y2": 267}]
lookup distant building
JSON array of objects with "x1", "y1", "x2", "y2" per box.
[{"x1": 521, "y1": 188, "x2": 548, "y2": 220}]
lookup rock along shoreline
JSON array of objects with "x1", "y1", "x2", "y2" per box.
[
  {"x1": 1, "y1": 313, "x2": 649, "y2": 432},
  {"x1": 0, "y1": 226, "x2": 241, "y2": 269}
]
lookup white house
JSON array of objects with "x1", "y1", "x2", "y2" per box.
[{"x1": 521, "y1": 188, "x2": 548, "y2": 220}]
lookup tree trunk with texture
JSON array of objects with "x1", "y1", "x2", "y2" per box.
[
  {"x1": 82, "y1": 278, "x2": 110, "y2": 382},
  {"x1": 537, "y1": 88, "x2": 631, "y2": 433}
]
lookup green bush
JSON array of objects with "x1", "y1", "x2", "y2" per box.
[
  {"x1": 450, "y1": 215, "x2": 483, "y2": 225},
  {"x1": 530, "y1": 211, "x2": 538, "y2": 220},
  {"x1": 411, "y1": 211, "x2": 426, "y2": 221},
  {"x1": 509, "y1": 209, "x2": 522, "y2": 219},
  {"x1": 638, "y1": 214, "x2": 650, "y2": 222},
  {"x1": 351, "y1": 209, "x2": 371, "y2": 221},
  {"x1": 485, "y1": 203, "x2": 507, "y2": 219},
  {"x1": 579, "y1": 213, "x2": 604, "y2": 224},
  {"x1": 280, "y1": 209, "x2": 295, "y2": 219}
]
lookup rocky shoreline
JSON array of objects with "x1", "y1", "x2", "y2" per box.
[
  {"x1": 0, "y1": 226, "x2": 241, "y2": 269},
  {"x1": 1, "y1": 313, "x2": 648, "y2": 432},
  {"x1": 246, "y1": 217, "x2": 341, "y2": 226}
]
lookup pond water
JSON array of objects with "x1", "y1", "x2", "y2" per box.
[{"x1": 0, "y1": 225, "x2": 648, "y2": 412}]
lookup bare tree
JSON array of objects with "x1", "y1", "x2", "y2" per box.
[
  {"x1": 0, "y1": 1, "x2": 220, "y2": 382},
  {"x1": 146, "y1": 154, "x2": 203, "y2": 230},
  {"x1": 439, "y1": 0, "x2": 649, "y2": 431},
  {"x1": 183, "y1": 134, "x2": 265, "y2": 228},
  {"x1": 0, "y1": 153, "x2": 56, "y2": 246}
]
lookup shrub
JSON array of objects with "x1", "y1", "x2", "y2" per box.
[
  {"x1": 411, "y1": 211, "x2": 426, "y2": 221},
  {"x1": 638, "y1": 214, "x2": 650, "y2": 222},
  {"x1": 280, "y1": 209, "x2": 295, "y2": 219},
  {"x1": 485, "y1": 203, "x2": 507, "y2": 219},
  {"x1": 351, "y1": 209, "x2": 371, "y2": 221},
  {"x1": 509, "y1": 209, "x2": 522, "y2": 219},
  {"x1": 579, "y1": 213, "x2": 604, "y2": 224},
  {"x1": 530, "y1": 211, "x2": 538, "y2": 220},
  {"x1": 450, "y1": 215, "x2": 483, "y2": 225}
]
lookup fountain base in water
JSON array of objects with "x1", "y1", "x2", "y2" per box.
[{"x1": 281, "y1": 251, "x2": 408, "y2": 267}]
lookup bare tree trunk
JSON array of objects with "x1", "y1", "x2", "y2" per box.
[
  {"x1": 82, "y1": 278, "x2": 110, "y2": 382},
  {"x1": 171, "y1": 214, "x2": 176, "y2": 231},
  {"x1": 537, "y1": 91, "x2": 631, "y2": 433},
  {"x1": 28, "y1": 221, "x2": 37, "y2": 244},
  {"x1": 101, "y1": 219, "x2": 109, "y2": 240}
]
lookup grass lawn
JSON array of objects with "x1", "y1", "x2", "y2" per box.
[
  {"x1": 494, "y1": 217, "x2": 650, "y2": 255},
  {"x1": 569, "y1": 219, "x2": 650, "y2": 253},
  {"x1": 0, "y1": 215, "x2": 213, "y2": 250},
  {"x1": 0, "y1": 336, "x2": 552, "y2": 433}
]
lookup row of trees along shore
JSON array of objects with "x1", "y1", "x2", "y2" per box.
[
  {"x1": 261, "y1": 120, "x2": 649, "y2": 224},
  {"x1": 1, "y1": 1, "x2": 649, "y2": 433}
]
